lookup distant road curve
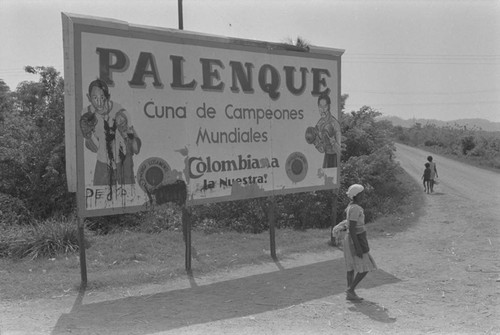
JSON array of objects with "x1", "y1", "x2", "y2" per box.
[{"x1": 394, "y1": 143, "x2": 500, "y2": 209}]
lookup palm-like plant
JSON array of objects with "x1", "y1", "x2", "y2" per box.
[{"x1": 283, "y1": 36, "x2": 310, "y2": 52}]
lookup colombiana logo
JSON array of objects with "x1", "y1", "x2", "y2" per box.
[
  {"x1": 285, "y1": 152, "x2": 308, "y2": 183},
  {"x1": 137, "y1": 157, "x2": 171, "y2": 193}
]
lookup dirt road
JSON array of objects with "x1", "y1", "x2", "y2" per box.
[{"x1": 1, "y1": 143, "x2": 499, "y2": 334}]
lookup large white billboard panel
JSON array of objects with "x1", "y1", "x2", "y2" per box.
[{"x1": 62, "y1": 13, "x2": 344, "y2": 217}]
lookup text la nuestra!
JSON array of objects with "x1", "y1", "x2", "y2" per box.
[
  {"x1": 95, "y1": 48, "x2": 332, "y2": 99},
  {"x1": 202, "y1": 174, "x2": 267, "y2": 190}
]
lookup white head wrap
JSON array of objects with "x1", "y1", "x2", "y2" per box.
[{"x1": 346, "y1": 184, "x2": 364, "y2": 199}]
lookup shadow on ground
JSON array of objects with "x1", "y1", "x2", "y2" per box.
[
  {"x1": 348, "y1": 299, "x2": 397, "y2": 323},
  {"x1": 52, "y1": 259, "x2": 400, "y2": 334}
]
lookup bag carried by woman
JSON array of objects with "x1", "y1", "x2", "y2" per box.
[{"x1": 356, "y1": 231, "x2": 370, "y2": 253}]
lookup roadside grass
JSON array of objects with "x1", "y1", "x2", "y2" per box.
[
  {"x1": 368, "y1": 166, "x2": 426, "y2": 239},
  {"x1": 0, "y1": 170, "x2": 424, "y2": 301}
]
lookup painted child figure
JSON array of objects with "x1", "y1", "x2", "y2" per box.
[{"x1": 115, "y1": 111, "x2": 141, "y2": 184}]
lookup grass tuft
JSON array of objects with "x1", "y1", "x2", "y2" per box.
[{"x1": 0, "y1": 218, "x2": 81, "y2": 259}]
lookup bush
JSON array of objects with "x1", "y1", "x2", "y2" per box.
[
  {"x1": 191, "y1": 191, "x2": 337, "y2": 234},
  {"x1": 191, "y1": 198, "x2": 268, "y2": 234},
  {"x1": 0, "y1": 193, "x2": 33, "y2": 227},
  {"x1": 135, "y1": 204, "x2": 182, "y2": 233},
  {"x1": 278, "y1": 191, "x2": 333, "y2": 230},
  {"x1": 85, "y1": 214, "x2": 141, "y2": 235},
  {"x1": 0, "y1": 67, "x2": 75, "y2": 219},
  {"x1": 338, "y1": 145, "x2": 401, "y2": 223},
  {"x1": 0, "y1": 218, "x2": 83, "y2": 259},
  {"x1": 424, "y1": 140, "x2": 442, "y2": 147},
  {"x1": 461, "y1": 135, "x2": 475, "y2": 155}
]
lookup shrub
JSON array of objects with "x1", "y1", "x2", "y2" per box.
[
  {"x1": 135, "y1": 204, "x2": 182, "y2": 233},
  {"x1": 0, "y1": 193, "x2": 33, "y2": 227},
  {"x1": 424, "y1": 139, "x2": 442, "y2": 147},
  {"x1": 0, "y1": 218, "x2": 83, "y2": 259},
  {"x1": 461, "y1": 135, "x2": 475, "y2": 155},
  {"x1": 1, "y1": 67, "x2": 75, "y2": 219},
  {"x1": 338, "y1": 145, "x2": 401, "y2": 223},
  {"x1": 191, "y1": 198, "x2": 268, "y2": 233},
  {"x1": 278, "y1": 191, "x2": 333, "y2": 230},
  {"x1": 85, "y1": 214, "x2": 141, "y2": 235}
]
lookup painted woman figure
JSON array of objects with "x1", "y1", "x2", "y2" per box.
[{"x1": 427, "y1": 156, "x2": 438, "y2": 193}]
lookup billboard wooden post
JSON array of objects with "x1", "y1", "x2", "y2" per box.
[
  {"x1": 331, "y1": 190, "x2": 338, "y2": 245},
  {"x1": 332, "y1": 190, "x2": 338, "y2": 223},
  {"x1": 268, "y1": 197, "x2": 277, "y2": 260},
  {"x1": 77, "y1": 216, "x2": 88, "y2": 288},
  {"x1": 182, "y1": 206, "x2": 192, "y2": 271}
]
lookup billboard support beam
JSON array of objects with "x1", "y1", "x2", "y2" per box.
[
  {"x1": 268, "y1": 197, "x2": 277, "y2": 260},
  {"x1": 77, "y1": 216, "x2": 88, "y2": 288},
  {"x1": 182, "y1": 206, "x2": 192, "y2": 271},
  {"x1": 332, "y1": 190, "x2": 338, "y2": 225},
  {"x1": 330, "y1": 190, "x2": 338, "y2": 245}
]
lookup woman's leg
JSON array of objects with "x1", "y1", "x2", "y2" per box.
[
  {"x1": 351, "y1": 271, "x2": 368, "y2": 291},
  {"x1": 347, "y1": 270, "x2": 354, "y2": 288},
  {"x1": 346, "y1": 271, "x2": 368, "y2": 300}
]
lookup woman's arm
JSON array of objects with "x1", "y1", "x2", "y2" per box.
[{"x1": 349, "y1": 220, "x2": 363, "y2": 258}]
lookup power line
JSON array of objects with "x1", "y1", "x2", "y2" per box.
[
  {"x1": 346, "y1": 89, "x2": 499, "y2": 95},
  {"x1": 347, "y1": 53, "x2": 500, "y2": 58},
  {"x1": 345, "y1": 60, "x2": 499, "y2": 65},
  {"x1": 343, "y1": 53, "x2": 500, "y2": 65},
  {"x1": 346, "y1": 100, "x2": 500, "y2": 107},
  {"x1": 0, "y1": 71, "x2": 29, "y2": 75}
]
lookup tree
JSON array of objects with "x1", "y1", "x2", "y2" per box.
[
  {"x1": 0, "y1": 79, "x2": 13, "y2": 122},
  {"x1": 1, "y1": 66, "x2": 73, "y2": 218},
  {"x1": 340, "y1": 105, "x2": 393, "y2": 161},
  {"x1": 15, "y1": 81, "x2": 45, "y2": 115}
]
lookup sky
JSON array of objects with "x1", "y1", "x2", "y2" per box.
[{"x1": 1, "y1": 0, "x2": 499, "y2": 122}]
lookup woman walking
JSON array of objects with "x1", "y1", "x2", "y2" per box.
[
  {"x1": 427, "y1": 156, "x2": 438, "y2": 193},
  {"x1": 343, "y1": 184, "x2": 377, "y2": 301}
]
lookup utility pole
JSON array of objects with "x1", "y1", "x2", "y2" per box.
[{"x1": 178, "y1": 0, "x2": 183, "y2": 30}]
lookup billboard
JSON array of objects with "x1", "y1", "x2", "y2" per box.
[{"x1": 62, "y1": 13, "x2": 344, "y2": 217}]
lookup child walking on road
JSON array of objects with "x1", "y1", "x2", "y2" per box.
[{"x1": 422, "y1": 162, "x2": 431, "y2": 194}]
